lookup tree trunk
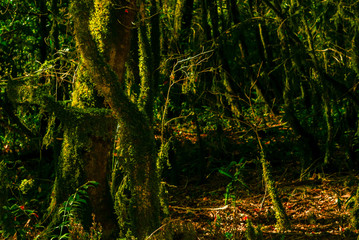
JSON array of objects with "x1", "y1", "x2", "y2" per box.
[
  {"x1": 46, "y1": 57, "x2": 118, "y2": 237},
  {"x1": 125, "y1": 27, "x2": 141, "y2": 102},
  {"x1": 200, "y1": 0, "x2": 211, "y2": 40},
  {"x1": 71, "y1": 1, "x2": 161, "y2": 239},
  {"x1": 38, "y1": 0, "x2": 48, "y2": 63},
  {"x1": 260, "y1": 150, "x2": 291, "y2": 231},
  {"x1": 50, "y1": 111, "x2": 118, "y2": 238},
  {"x1": 138, "y1": 8, "x2": 155, "y2": 121},
  {"x1": 173, "y1": 0, "x2": 194, "y2": 52}
]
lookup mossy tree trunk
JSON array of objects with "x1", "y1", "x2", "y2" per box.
[
  {"x1": 138, "y1": 10, "x2": 154, "y2": 121},
  {"x1": 136, "y1": 0, "x2": 161, "y2": 123},
  {"x1": 37, "y1": 0, "x2": 48, "y2": 64},
  {"x1": 71, "y1": 0, "x2": 161, "y2": 239},
  {"x1": 259, "y1": 150, "x2": 291, "y2": 231},
  {"x1": 173, "y1": 0, "x2": 194, "y2": 51},
  {"x1": 48, "y1": 60, "x2": 119, "y2": 238},
  {"x1": 6, "y1": 73, "x2": 119, "y2": 239},
  {"x1": 300, "y1": 11, "x2": 334, "y2": 166},
  {"x1": 50, "y1": 107, "x2": 118, "y2": 238}
]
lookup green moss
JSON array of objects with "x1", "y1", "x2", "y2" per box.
[
  {"x1": 260, "y1": 150, "x2": 290, "y2": 231},
  {"x1": 42, "y1": 112, "x2": 56, "y2": 149},
  {"x1": 114, "y1": 175, "x2": 132, "y2": 236},
  {"x1": 71, "y1": 0, "x2": 163, "y2": 238},
  {"x1": 72, "y1": 65, "x2": 98, "y2": 108},
  {"x1": 89, "y1": 0, "x2": 112, "y2": 53},
  {"x1": 137, "y1": 26, "x2": 150, "y2": 113}
]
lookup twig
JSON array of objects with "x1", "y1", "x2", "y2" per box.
[
  {"x1": 146, "y1": 221, "x2": 170, "y2": 240},
  {"x1": 171, "y1": 205, "x2": 229, "y2": 211},
  {"x1": 260, "y1": 184, "x2": 268, "y2": 209},
  {"x1": 177, "y1": 49, "x2": 214, "y2": 64}
]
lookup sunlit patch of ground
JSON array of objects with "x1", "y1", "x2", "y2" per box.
[{"x1": 168, "y1": 173, "x2": 358, "y2": 239}]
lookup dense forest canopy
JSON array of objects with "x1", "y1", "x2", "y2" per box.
[{"x1": 0, "y1": 0, "x2": 359, "y2": 239}]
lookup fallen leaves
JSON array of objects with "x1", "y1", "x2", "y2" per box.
[{"x1": 169, "y1": 173, "x2": 357, "y2": 239}]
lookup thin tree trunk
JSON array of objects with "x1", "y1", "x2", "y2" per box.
[
  {"x1": 50, "y1": 0, "x2": 60, "y2": 55},
  {"x1": 260, "y1": 150, "x2": 291, "y2": 231},
  {"x1": 138, "y1": 18, "x2": 154, "y2": 120},
  {"x1": 38, "y1": 0, "x2": 48, "y2": 63},
  {"x1": 150, "y1": 0, "x2": 161, "y2": 114},
  {"x1": 200, "y1": 0, "x2": 211, "y2": 40}
]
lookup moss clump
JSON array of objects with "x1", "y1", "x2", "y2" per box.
[
  {"x1": 19, "y1": 179, "x2": 35, "y2": 194},
  {"x1": 72, "y1": 64, "x2": 104, "y2": 108},
  {"x1": 89, "y1": 0, "x2": 111, "y2": 53}
]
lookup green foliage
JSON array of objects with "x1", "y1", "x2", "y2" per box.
[
  {"x1": 2, "y1": 0, "x2": 359, "y2": 238},
  {"x1": 0, "y1": 200, "x2": 42, "y2": 239},
  {"x1": 19, "y1": 178, "x2": 35, "y2": 194},
  {"x1": 218, "y1": 158, "x2": 249, "y2": 206},
  {"x1": 51, "y1": 181, "x2": 100, "y2": 240},
  {"x1": 0, "y1": 160, "x2": 43, "y2": 239}
]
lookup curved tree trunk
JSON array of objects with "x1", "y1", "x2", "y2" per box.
[{"x1": 71, "y1": 1, "x2": 161, "y2": 239}]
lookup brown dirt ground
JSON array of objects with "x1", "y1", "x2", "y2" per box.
[{"x1": 168, "y1": 171, "x2": 359, "y2": 239}]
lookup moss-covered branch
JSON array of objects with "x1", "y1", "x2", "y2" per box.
[
  {"x1": 1, "y1": 93, "x2": 36, "y2": 138},
  {"x1": 7, "y1": 79, "x2": 113, "y2": 128}
]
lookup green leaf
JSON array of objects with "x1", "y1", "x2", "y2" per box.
[
  {"x1": 59, "y1": 233, "x2": 70, "y2": 240},
  {"x1": 78, "y1": 189, "x2": 86, "y2": 195},
  {"x1": 88, "y1": 181, "x2": 99, "y2": 187},
  {"x1": 77, "y1": 199, "x2": 87, "y2": 205},
  {"x1": 219, "y1": 169, "x2": 233, "y2": 179}
]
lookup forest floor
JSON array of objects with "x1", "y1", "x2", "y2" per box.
[
  {"x1": 162, "y1": 115, "x2": 359, "y2": 239},
  {"x1": 169, "y1": 167, "x2": 358, "y2": 239}
]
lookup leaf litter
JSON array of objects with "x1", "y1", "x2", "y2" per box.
[{"x1": 168, "y1": 171, "x2": 358, "y2": 239}]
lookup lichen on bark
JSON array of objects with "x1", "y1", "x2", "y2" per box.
[
  {"x1": 48, "y1": 100, "x2": 118, "y2": 237},
  {"x1": 71, "y1": 0, "x2": 162, "y2": 239},
  {"x1": 260, "y1": 150, "x2": 291, "y2": 231}
]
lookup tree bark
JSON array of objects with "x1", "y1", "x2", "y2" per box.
[
  {"x1": 260, "y1": 150, "x2": 291, "y2": 231},
  {"x1": 71, "y1": 1, "x2": 161, "y2": 238}
]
